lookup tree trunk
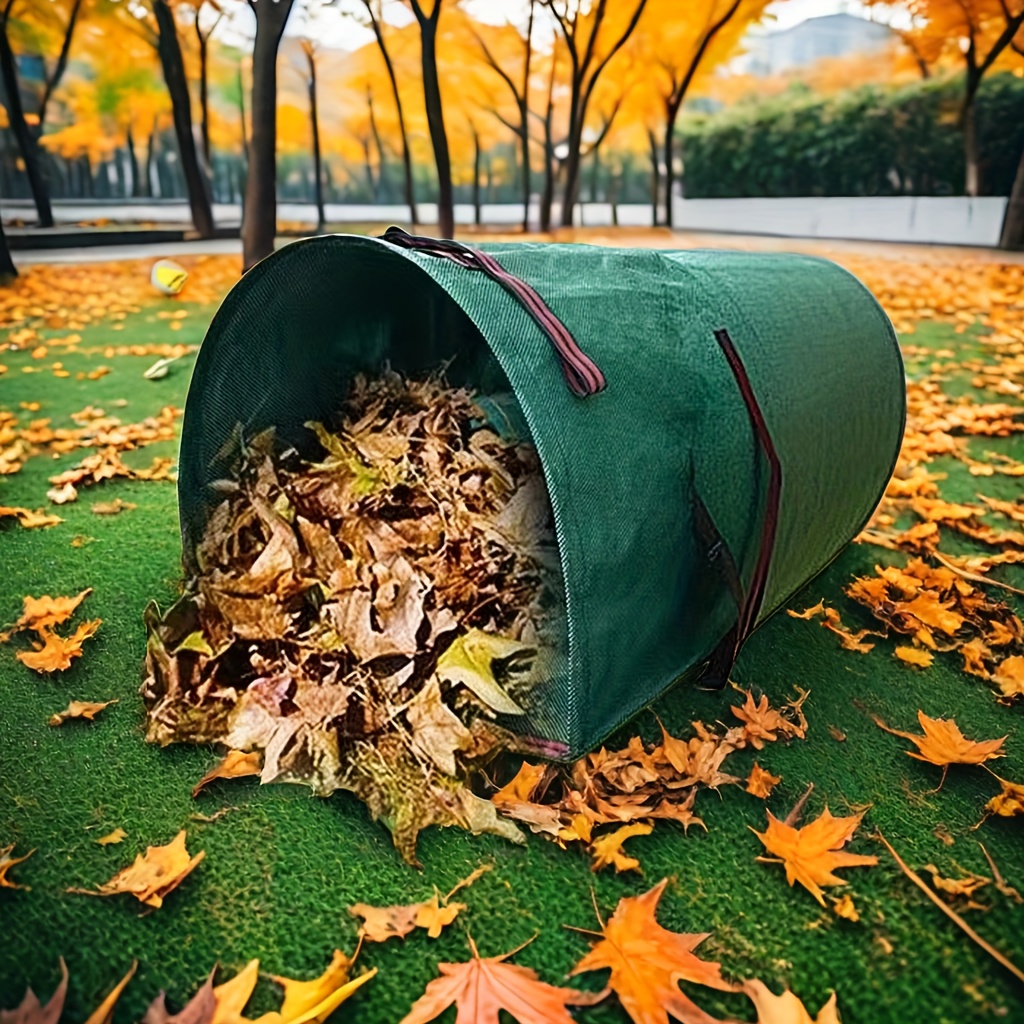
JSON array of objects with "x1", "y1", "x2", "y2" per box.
[
  {"x1": 663, "y1": 98, "x2": 682, "y2": 228},
  {"x1": 589, "y1": 145, "x2": 600, "y2": 201},
  {"x1": 0, "y1": 215, "x2": 17, "y2": 281},
  {"x1": 367, "y1": 88, "x2": 390, "y2": 201},
  {"x1": 364, "y1": 1, "x2": 417, "y2": 226},
  {"x1": 127, "y1": 126, "x2": 143, "y2": 197},
  {"x1": 153, "y1": 0, "x2": 214, "y2": 237},
  {"x1": 306, "y1": 48, "x2": 325, "y2": 233},
  {"x1": 241, "y1": 0, "x2": 295, "y2": 271},
  {"x1": 0, "y1": 17, "x2": 53, "y2": 226},
  {"x1": 37, "y1": 0, "x2": 83, "y2": 130},
  {"x1": 559, "y1": 74, "x2": 583, "y2": 227},
  {"x1": 472, "y1": 127, "x2": 481, "y2": 226},
  {"x1": 964, "y1": 95, "x2": 980, "y2": 197},
  {"x1": 648, "y1": 129, "x2": 660, "y2": 228},
  {"x1": 999, "y1": 143, "x2": 1024, "y2": 249},
  {"x1": 196, "y1": 12, "x2": 211, "y2": 166},
  {"x1": 416, "y1": 13, "x2": 453, "y2": 238},
  {"x1": 144, "y1": 131, "x2": 156, "y2": 197}
]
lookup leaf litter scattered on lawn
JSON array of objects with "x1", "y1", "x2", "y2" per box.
[{"x1": 4, "y1": 247, "x2": 1024, "y2": 1023}]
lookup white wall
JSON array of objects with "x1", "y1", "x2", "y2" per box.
[{"x1": 671, "y1": 195, "x2": 1009, "y2": 247}]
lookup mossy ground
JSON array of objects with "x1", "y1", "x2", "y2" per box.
[{"x1": 0, "y1": 280, "x2": 1022, "y2": 1024}]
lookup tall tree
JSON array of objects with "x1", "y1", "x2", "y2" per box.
[
  {"x1": 241, "y1": 0, "x2": 295, "y2": 270},
  {"x1": 635, "y1": 0, "x2": 770, "y2": 227},
  {"x1": 0, "y1": 0, "x2": 55, "y2": 225},
  {"x1": 359, "y1": 0, "x2": 417, "y2": 225},
  {"x1": 542, "y1": 0, "x2": 648, "y2": 226},
  {"x1": 875, "y1": 0, "x2": 1024, "y2": 196},
  {"x1": 150, "y1": 0, "x2": 216, "y2": 235},
  {"x1": 473, "y1": 1, "x2": 536, "y2": 232},
  {"x1": 403, "y1": 0, "x2": 453, "y2": 237},
  {"x1": 300, "y1": 38, "x2": 325, "y2": 232},
  {"x1": 194, "y1": 1, "x2": 223, "y2": 167}
]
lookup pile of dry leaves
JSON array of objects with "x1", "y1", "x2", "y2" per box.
[{"x1": 143, "y1": 372, "x2": 561, "y2": 862}]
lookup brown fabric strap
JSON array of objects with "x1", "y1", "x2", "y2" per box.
[
  {"x1": 698, "y1": 328, "x2": 783, "y2": 689},
  {"x1": 380, "y1": 226, "x2": 606, "y2": 398}
]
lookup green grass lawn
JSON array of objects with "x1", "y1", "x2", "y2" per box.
[{"x1": 1, "y1": 289, "x2": 1022, "y2": 1024}]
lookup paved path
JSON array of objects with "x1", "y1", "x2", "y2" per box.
[{"x1": 12, "y1": 226, "x2": 1024, "y2": 267}]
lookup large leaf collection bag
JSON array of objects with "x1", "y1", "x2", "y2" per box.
[{"x1": 166, "y1": 231, "x2": 905, "y2": 776}]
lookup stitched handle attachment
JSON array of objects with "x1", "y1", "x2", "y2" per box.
[{"x1": 380, "y1": 226, "x2": 606, "y2": 398}]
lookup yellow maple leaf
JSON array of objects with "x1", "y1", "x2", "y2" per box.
[
  {"x1": 746, "y1": 763, "x2": 782, "y2": 799},
  {"x1": 752, "y1": 806, "x2": 878, "y2": 906},
  {"x1": 992, "y1": 656, "x2": 1024, "y2": 698},
  {"x1": 895, "y1": 645, "x2": 933, "y2": 668}
]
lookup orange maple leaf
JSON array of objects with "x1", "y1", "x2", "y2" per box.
[
  {"x1": 400, "y1": 938, "x2": 591, "y2": 1024},
  {"x1": 589, "y1": 822, "x2": 652, "y2": 874},
  {"x1": 570, "y1": 878, "x2": 737, "y2": 1024},
  {"x1": 191, "y1": 749, "x2": 262, "y2": 798},
  {"x1": 752, "y1": 807, "x2": 878, "y2": 906},
  {"x1": 872, "y1": 710, "x2": 1006, "y2": 782}
]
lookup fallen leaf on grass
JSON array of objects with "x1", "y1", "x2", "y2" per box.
[
  {"x1": 753, "y1": 807, "x2": 878, "y2": 905},
  {"x1": 402, "y1": 938, "x2": 592, "y2": 1024},
  {"x1": 68, "y1": 830, "x2": 203, "y2": 909},
  {"x1": 922, "y1": 864, "x2": 989, "y2": 909},
  {"x1": 787, "y1": 600, "x2": 826, "y2": 620},
  {"x1": 589, "y1": 822, "x2": 652, "y2": 874},
  {"x1": 91, "y1": 499, "x2": 137, "y2": 516},
  {"x1": 0, "y1": 959, "x2": 67, "y2": 1024},
  {"x1": 981, "y1": 777, "x2": 1024, "y2": 820},
  {"x1": 746, "y1": 763, "x2": 781, "y2": 798},
  {"x1": 741, "y1": 980, "x2": 840, "y2": 1024},
  {"x1": 350, "y1": 865, "x2": 490, "y2": 942},
  {"x1": 17, "y1": 620, "x2": 101, "y2": 673},
  {"x1": 732, "y1": 686, "x2": 809, "y2": 748},
  {"x1": 831, "y1": 894, "x2": 859, "y2": 922},
  {"x1": 0, "y1": 506, "x2": 63, "y2": 529},
  {"x1": 0, "y1": 845, "x2": 34, "y2": 890},
  {"x1": 84, "y1": 962, "x2": 137, "y2": 1024},
  {"x1": 46, "y1": 482, "x2": 78, "y2": 505},
  {"x1": 570, "y1": 878, "x2": 737, "y2": 1024},
  {"x1": 3, "y1": 590, "x2": 92, "y2": 636},
  {"x1": 895, "y1": 645, "x2": 933, "y2": 668},
  {"x1": 871, "y1": 711, "x2": 1005, "y2": 784},
  {"x1": 191, "y1": 750, "x2": 262, "y2": 798},
  {"x1": 992, "y1": 656, "x2": 1024, "y2": 697},
  {"x1": 49, "y1": 699, "x2": 117, "y2": 726},
  {"x1": 96, "y1": 829, "x2": 127, "y2": 846}
]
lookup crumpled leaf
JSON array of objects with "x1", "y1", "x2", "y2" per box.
[
  {"x1": 741, "y1": 980, "x2": 840, "y2": 1024},
  {"x1": 894, "y1": 645, "x2": 933, "y2": 668},
  {"x1": 922, "y1": 863, "x2": 989, "y2": 909},
  {"x1": 0, "y1": 506, "x2": 63, "y2": 529},
  {"x1": 0, "y1": 845, "x2": 34, "y2": 890},
  {"x1": 192, "y1": 750, "x2": 262, "y2": 798},
  {"x1": 731, "y1": 687, "x2": 808, "y2": 748},
  {"x1": 407, "y1": 678, "x2": 473, "y2": 775},
  {"x1": 0, "y1": 959, "x2": 68, "y2": 1024},
  {"x1": 4, "y1": 589, "x2": 92, "y2": 635},
  {"x1": 831, "y1": 894, "x2": 859, "y2": 922},
  {"x1": 571, "y1": 878, "x2": 738, "y2": 1024},
  {"x1": 49, "y1": 699, "x2": 117, "y2": 726},
  {"x1": 17, "y1": 620, "x2": 101, "y2": 673},
  {"x1": 96, "y1": 828, "x2": 127, "y2": 846},
  {"x1": 435, "y1": 629, "x2": 532, "y2": 715},
  {"x1": 753, "y1": 807, "x2": 878, "y2": 906},
  {"x1": 68, "y1": 830, "x2": 204, "y2": 909},
  {"x1": 992, "y1": 655, "x2": 1024, "y2": 697},
  {"x1": 349, "y1": 865, "x2": 489, "y2": 942},
  {"x1": 982, "y1": 777, "x2": 1024, "y2": 819},
  {"x1": 589, "y1": 822, "x2": 652, "y2": 874},
  {"x1": 746, "y1": 763, "x2": 781, "y2": 799},
  {"x1": 402, "y1": 939, "x2": 591, "y2": 1024}
]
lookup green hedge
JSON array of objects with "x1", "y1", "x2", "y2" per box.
[{"x1": 679, "y1": 72, "x2": 1024, "y2": 198}]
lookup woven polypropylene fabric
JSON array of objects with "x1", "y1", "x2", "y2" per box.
[{"x1": 177, "y1": 235, "x2": 905, "y2": 758}]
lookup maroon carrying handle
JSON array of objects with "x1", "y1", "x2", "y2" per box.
[{"x1": 380, "y1": 226, "x2": 606, "y2": 398}]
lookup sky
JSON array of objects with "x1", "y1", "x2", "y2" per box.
[{"x1": 251, "y1": 0, "x2": 880, "y2": 53}]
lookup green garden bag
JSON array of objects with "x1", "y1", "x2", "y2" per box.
[{"x1": 176, "y1": 231, "x2": 905, "y2": 760}]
